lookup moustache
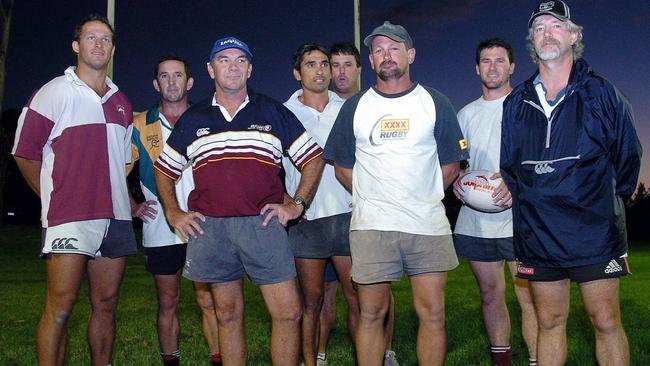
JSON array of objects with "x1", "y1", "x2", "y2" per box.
[{"x1": 380, "y1": 60, "x2": 397, "y2": 68}]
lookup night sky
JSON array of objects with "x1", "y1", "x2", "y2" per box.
[{"x1": 6, "y1": 0, "x2": 649, "y2": 184}]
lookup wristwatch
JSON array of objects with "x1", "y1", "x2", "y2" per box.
[{"x1": 292, "y1": 195, "x2": 307, "y2": 211}]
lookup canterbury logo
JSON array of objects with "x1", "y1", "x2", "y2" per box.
[
  {"x1": 51, "y1": 237, "x2": 79, "y2": 250},
  {"x1": 196, "y1": 128, "x2": 210, "y2": 137},
  {"x1": 534, "y1": 162, "x2": 555, "y2": 174},
  {"x1": 117, "y1": 105, "x2": 126, "y2": 116},
  {"x1": 604, "y1": 260, "x2": 623, "y2": 274}
]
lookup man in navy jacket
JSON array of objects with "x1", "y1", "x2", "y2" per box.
[{"x1": 500, "y1": 1, "x2": 642, "y2": 365}]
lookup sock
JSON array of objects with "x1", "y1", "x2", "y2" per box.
[
  {"x1": 529, "y1": 358, "x2": 538, "y2": 366},
  {"x1": 161, "y1": 350, "x2": 180, "y2": 366},
  {"x1": 490, "y1": 346, "x2": 512, "y2": 366},
  {"x1": 317, "y1": 352, "x2": 327, "y2": 361},
  {"x1": 210, "y1": 352, "x2": 222, "y2": 365}
]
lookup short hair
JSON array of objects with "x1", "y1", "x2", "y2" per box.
[
  {"x1": 73, "y1": 14, "x2": 115, "y2": 44},
  {"x1": 154, "y1": 56, "x2": 192, "y2": 80},
  {"x1": 292, "y1": 43, "x2": 330, "y2": 72},
  {"x1": 526, "y1": 19, "x2": 584, "y2": 63},
  {"x1": 329, "y1": 41, "x2": 361, "y2": 67},
  {"x1": 475, "y1": 38, "x2": 515, "y2": 65}
]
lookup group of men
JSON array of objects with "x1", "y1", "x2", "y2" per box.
[{"x1": 11, "y1": 1, "x2": 642, "y2": 366}]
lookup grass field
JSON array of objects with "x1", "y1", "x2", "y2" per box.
[{"x1": 1, "y1": 224, "x2": 649, "y2": 365}]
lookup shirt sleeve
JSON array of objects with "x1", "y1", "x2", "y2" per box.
[
  {"x1": 154, "y1": 115, "x2": 189, "y2": 181},
  {"x1": 605, "y1": 83, "x2": 643, "y2": 200},
  {"x1": 323, "y1": 95, "x2": 360, "y2": 169},
  {"x1": 11, "y1": 88, "x2": 59, "y2": 160},
  {"x1": 428, "y1": 87, "x2": 469, "y2": 165},
  {"x1": 277, "y1": 102, "x2": 323, "y2": 170}
]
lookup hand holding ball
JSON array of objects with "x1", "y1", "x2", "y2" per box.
[{"x1": 457, "y1": 170, "x2": 507, "y2": 213}]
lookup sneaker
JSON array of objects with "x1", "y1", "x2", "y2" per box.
[
  {"x1": 316, "y1": 359, "x2": 328, "y2": 366},
  {"x1": 384, "y1": 350, "x2": 399, "y2": 366}
]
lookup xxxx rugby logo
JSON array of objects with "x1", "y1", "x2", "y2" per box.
[
  {"x1": 51, "y1": 237, "x2": 79, "y2": 250},
  {"x1": 369, "y1": 115, "x2": 410, "y2": 146}
]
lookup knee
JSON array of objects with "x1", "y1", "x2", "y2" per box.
[
  {"x1": 195, "y1": 292, "x2": 216, "y2": 314},
  {"x1": 302, "y1": 288, "x2": 324, "y2": 314},
  {"x1": 588, "y1": 307, "x2": 622, "y2": 335},
  {"x1": 90, "y1": 293, "x2": 120, "y2": 313},
  {"x1": 359, "y1": 302, "x2": 389, "y2": 324},
  {"x1": 536, "y1": 308, "x2": 568, "y2": 330},
  {"x1": 274, "y1": 301, "x2": 303, "y2": 324},
  {"x1": 416, "y1": 304, "x2": 446, "y2": 329},
  {"x1": 478, "y1": 281, "x2": 505, "y2": 306},
  {"x1": 215, "y1": 301, "x2": 243, "y2": 324},
  {"x1": 158, "y1": 292, "x2": 180, "y2": 314}
]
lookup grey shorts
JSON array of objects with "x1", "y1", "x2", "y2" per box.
[
  {"x1": 41, "y1": 219, "x2": 136, "y2": 258},
  {"x1": 454, "y1": 234, "x2": 515, "y2": 262},
  {"x1": 183, "y1": 215, "x2": 296, "y2": 285},
  {"x1": 350, "y1": 230, "x2": 459, "y2": 284},
  {"x1": 288, "y1": 212, "x2": 351, "y2": 258}
]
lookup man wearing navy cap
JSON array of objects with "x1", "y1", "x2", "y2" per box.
[
  {"x1": 154, "y1": 36, "x2": 325, "y2": 365},
  {"x1": 500, "y1": 1, "x2": 642, "y2": 364},
  {"x1": 325, "y1": 21, "x2": 468, "y2": 365}
]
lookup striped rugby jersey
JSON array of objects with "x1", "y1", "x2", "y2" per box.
[
  {"x1": 12, "y1": 67, "x2": 133, "y2": 227},
  {"x1": 155, "y1": 91, "x2": 322, "y2": 217}
]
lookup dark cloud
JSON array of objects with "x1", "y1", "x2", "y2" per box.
[{"x1": 365, "y1": 0, "x2": 481, "y2": 26}]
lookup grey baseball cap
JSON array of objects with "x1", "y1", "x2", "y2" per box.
[
  {"x1": 363, "y1": 21, "x2": 413, "y2": 50},
  {"x1": 528, "y1": 0, "x2": 573, "y2": 28}
]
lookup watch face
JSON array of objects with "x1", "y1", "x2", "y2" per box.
[{"x1": 293, "y1": 196, "x2": 305, "y2": 205}]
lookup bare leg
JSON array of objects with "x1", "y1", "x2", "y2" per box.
[
  {"x1": 469, "y1": 261, "x2": 510, "y2": 346},
  {"x1": 87, "y1": 256, "x2": 127, "y2": 366},
  {"x1": 331, "y1": 255, "x2": 359, "y2": 341},
  {"x1": 259, "y1": 279, "x2": 302, "y2": 366},
  {"x1": 355, "y1": 282, "x2": 390, "y2": 366},
  {"x1": 153, "y1": 271, "x2": 181, "y2": 354},
  {"x1": 210, "y1": 279, "x2": 246, "y2": 366},
  {"x1": 530, "y1": 280, "x2": 570, "y2": 366},
  {"x1": 506, "y1": 261, "x2": 537, "y2": 361},
  {"x1": 579, "y1": 278, "x2": 629, "y2": 366},
  {"x1": 410, "y1": 272, "x2": 448, "y2": 366},
  {"x1": 384, "y1": 292, "x2": 395, "y2": 352},
  {"x1": 194, "y1": 281, "x2": 220, "y2": 357},
  {"x1": 318, "y1": 280, "x2": 338, "y2": 355},
  {"x1": 37, "y1": 254, "x2": 88, "y2": 366}
]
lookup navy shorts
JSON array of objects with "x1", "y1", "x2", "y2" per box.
[
  {"x1": 144, "y1": 244, "x2": 187, "y2": 275},
  {"x1": 288, "y1": 212, "x2": 351, "y2": 258},
  {"x1": 183, "y1": 215, "x2": 296, "y2": 285},
  {"x1": 516, "y1": 256, "x2": 631, "y2": 283},
  {"x1": 454, "y1": 234, "x2": 515, "y2": 262},
  {"x1": 323, "y1": 260, "x2": 338, "y2": 282}
]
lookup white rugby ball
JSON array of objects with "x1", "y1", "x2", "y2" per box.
[{"x1": 458, "y1": 170, "x2": 506, "y2": 213}]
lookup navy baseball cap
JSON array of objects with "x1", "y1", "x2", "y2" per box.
[
  {"x1": 363, "y1": 21, "x2": 413, "y2": 50},
  {"x1": 528, "y1": 0, "x2": 572, "y2": 27},
  {"x1": 208, "y1": 37, "x2": 253, "y2": 62}
]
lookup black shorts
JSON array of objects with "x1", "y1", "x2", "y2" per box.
[
  {"x1": 144, "y1": 244, "x2": 187, "y2": 275},
  {"x1": 454, "y1": 234, "x2": 515, "y2": 262},
  {"x1": 516, "y1": 257, "x2": 631, "y2": 283}
]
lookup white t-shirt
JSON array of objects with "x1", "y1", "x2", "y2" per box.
[
  {"x1": 454, "y1": 95, "x2": 513, "y2": 238},
  {"x1": 283, "y1": 90, "x2": 352, "y2": 220}
]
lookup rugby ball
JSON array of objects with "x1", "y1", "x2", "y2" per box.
[{"x1": 458, "y1": 170, "x2": 506, "y2": 213}]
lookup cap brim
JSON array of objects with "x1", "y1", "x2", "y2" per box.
[
  {"x1": 363, "y1": 32, "x2": 407, "y2": 48},
  {"x1": 528, "y1": 12, "x2": 570, "y2": 27}
]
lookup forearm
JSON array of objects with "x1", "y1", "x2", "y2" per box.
[
  {"x1": 294, "y1": 157, "x2": 325, "y2": 204},
  {"x1": 441, "y1": 162, "x2": 460, "y2": 190},
  {"x1": 154, "y1": 169, "x2": 182, "y2": 215},
  {"x1": 13, "y1": 156, "x2": 41, "y2": 197},
  {"x1": 334, "y1": 164, "x2": 353, "y2": 192}
]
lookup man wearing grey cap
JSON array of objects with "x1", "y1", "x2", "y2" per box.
[
  {"x1": 324, "y1": 21, "x2": 469, "y2": 365},
  {"x1": 154, "y1": 36, "x2": 325, "y2": 365},
  {"x1": 500, "y1": 1, "x2": 642, "y2": 365}
]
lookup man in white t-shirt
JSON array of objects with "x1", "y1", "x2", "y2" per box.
[
  {"x1": 453, "y1": 38, "x2": 538, "y2": 366},
  {"x1": 282, "y1": 43, "x2": 359, "y2": 366},
  {"x1": 325, "y1": 21, "x2": 468, "y2": 365},
  {"x1": 128, "y1": 56, "x2": 222, "y2": 366}
]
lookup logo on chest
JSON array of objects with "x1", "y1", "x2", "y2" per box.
[
  {"x1": 196, "y1": 127, "x2": 211, "y2": 137},
  {"x1": 147, "y1": 134, "x2": 160, "y2": 149},
  {"x1": 369, "y1": 115, "x2": 410, "y2": 146}
]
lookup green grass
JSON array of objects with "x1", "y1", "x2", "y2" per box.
[{"x1": 1, "y1": 225, "x2": 649, "y2": 365}]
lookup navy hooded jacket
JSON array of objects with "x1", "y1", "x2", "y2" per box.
[{"x1": 500, "y1": 59, "x2": 642, "y2": 268}]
